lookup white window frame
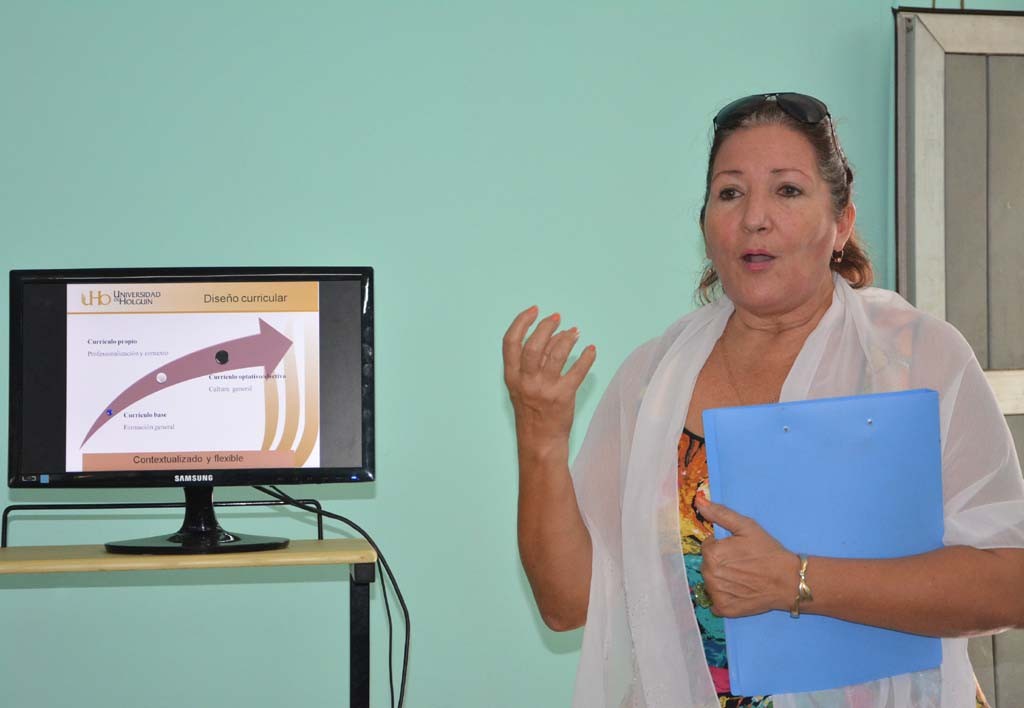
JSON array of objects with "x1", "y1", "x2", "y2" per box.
[{"x1": 895, "y1": 10, "x2": 1024, "y2": 415}]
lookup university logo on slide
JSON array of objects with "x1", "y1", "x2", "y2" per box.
[{"x1": 80, "y1": 290, "x2": 111, "y2": 306}]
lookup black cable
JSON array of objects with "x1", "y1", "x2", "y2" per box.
[
  {"x1": 379, "y1": 552, "x2": 396, "y2": 708},
  {"x1": 253, "y1": 485, "x2": 409, "y2": 708},
  {"x1": 262, "y1": 485, "x2": 406, "y2": 708}
]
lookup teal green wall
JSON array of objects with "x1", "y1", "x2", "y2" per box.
[{"x1": 0, "y1": 2, "x2": 1018, "y2": 706}]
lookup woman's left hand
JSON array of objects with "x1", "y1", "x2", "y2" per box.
[{"x1": 696, "y1": 498, "x2": 800, "y2": 618}]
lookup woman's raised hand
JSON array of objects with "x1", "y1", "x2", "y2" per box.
[
  {"x1": 504, "y1": 305, "x2": 597, "y2": 631},
  {"x1": 502, "y1": 306, "x2": 597, "y2": 458}
]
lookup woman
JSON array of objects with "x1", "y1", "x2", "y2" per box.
[{"x1": 502, "y1": 93, "x2": 1024, "y2": 708}]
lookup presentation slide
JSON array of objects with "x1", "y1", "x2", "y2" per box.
[{"x1": 65, "y1": 282, "x2": 321, "y2": 473}]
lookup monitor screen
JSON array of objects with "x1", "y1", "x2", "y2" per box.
[
  {"x1": 10, "y1": 266, "x2": 373, "y2": 489},
  {"x1": 8, "y1": 267, "x2": 373, "y2": 553}
]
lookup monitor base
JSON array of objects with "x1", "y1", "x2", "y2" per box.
[
  {"x1": 105, "y1": 531, "x2": 289, "y2": 555},
  {"x1": 104, "y1": 485, "x2": 289, "y2": 555}
]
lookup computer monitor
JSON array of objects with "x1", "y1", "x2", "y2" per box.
[{"x1": 8, "y1": 267, "x2": 374, "y2": 554}]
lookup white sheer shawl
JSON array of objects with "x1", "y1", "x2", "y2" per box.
[{"x1": 571, "y1": 275, "x2": 1024, "y2": 708}]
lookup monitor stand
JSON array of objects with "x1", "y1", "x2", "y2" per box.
[{"x1": 105, "y1": 486, "x2": 289, "y2": 555}]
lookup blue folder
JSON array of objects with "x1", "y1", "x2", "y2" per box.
[{"x1": 702, "y1": 389, "x2": 944, "y2": 696}]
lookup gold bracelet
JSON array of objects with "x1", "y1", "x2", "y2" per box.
[{"x1": 790, "y1": 554, "x2": 813, "y2": 619}]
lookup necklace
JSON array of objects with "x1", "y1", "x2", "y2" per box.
[{"x1": 719, "y1": 338, "x2": 780, "y2": 406}]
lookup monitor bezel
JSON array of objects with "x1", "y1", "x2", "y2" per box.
[{"x1": 8, "y1": 266, "x2": 374, "y2": 488}]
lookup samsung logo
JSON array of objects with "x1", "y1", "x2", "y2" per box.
[{"x1": 174, "y1": 474, "x2": 214, "y2": 482}]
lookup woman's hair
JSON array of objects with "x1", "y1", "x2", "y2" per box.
[{"x1": 696, "y1": 100, "x2": 873, "y2": 304}]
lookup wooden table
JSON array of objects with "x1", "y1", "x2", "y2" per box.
[{"x1": 0, "y1": 539, "x2": 378, "y2": 707}]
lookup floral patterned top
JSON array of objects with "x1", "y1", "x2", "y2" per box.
[{"x1": 678, "y1": 427, "x2": 773, "y2": 708}]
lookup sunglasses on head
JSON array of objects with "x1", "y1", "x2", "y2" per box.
[
  {"x1": 714, "y1": 92, "x2": 830, "y2": 129},
  {"x1": 713, "y1": 92, "x2": 851, "y2": 183}
]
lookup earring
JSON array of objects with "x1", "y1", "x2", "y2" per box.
[{"x1": 832, "y1": 249, "x2": 845, "y2": 264}]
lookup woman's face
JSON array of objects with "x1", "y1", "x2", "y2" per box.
[{"x1": 702, "y1": 123, "x2": 854, "y2": 319}]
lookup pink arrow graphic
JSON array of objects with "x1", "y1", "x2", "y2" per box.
[{"x1": 81, "y1": 319, "x2": 293, "y2": 447}]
